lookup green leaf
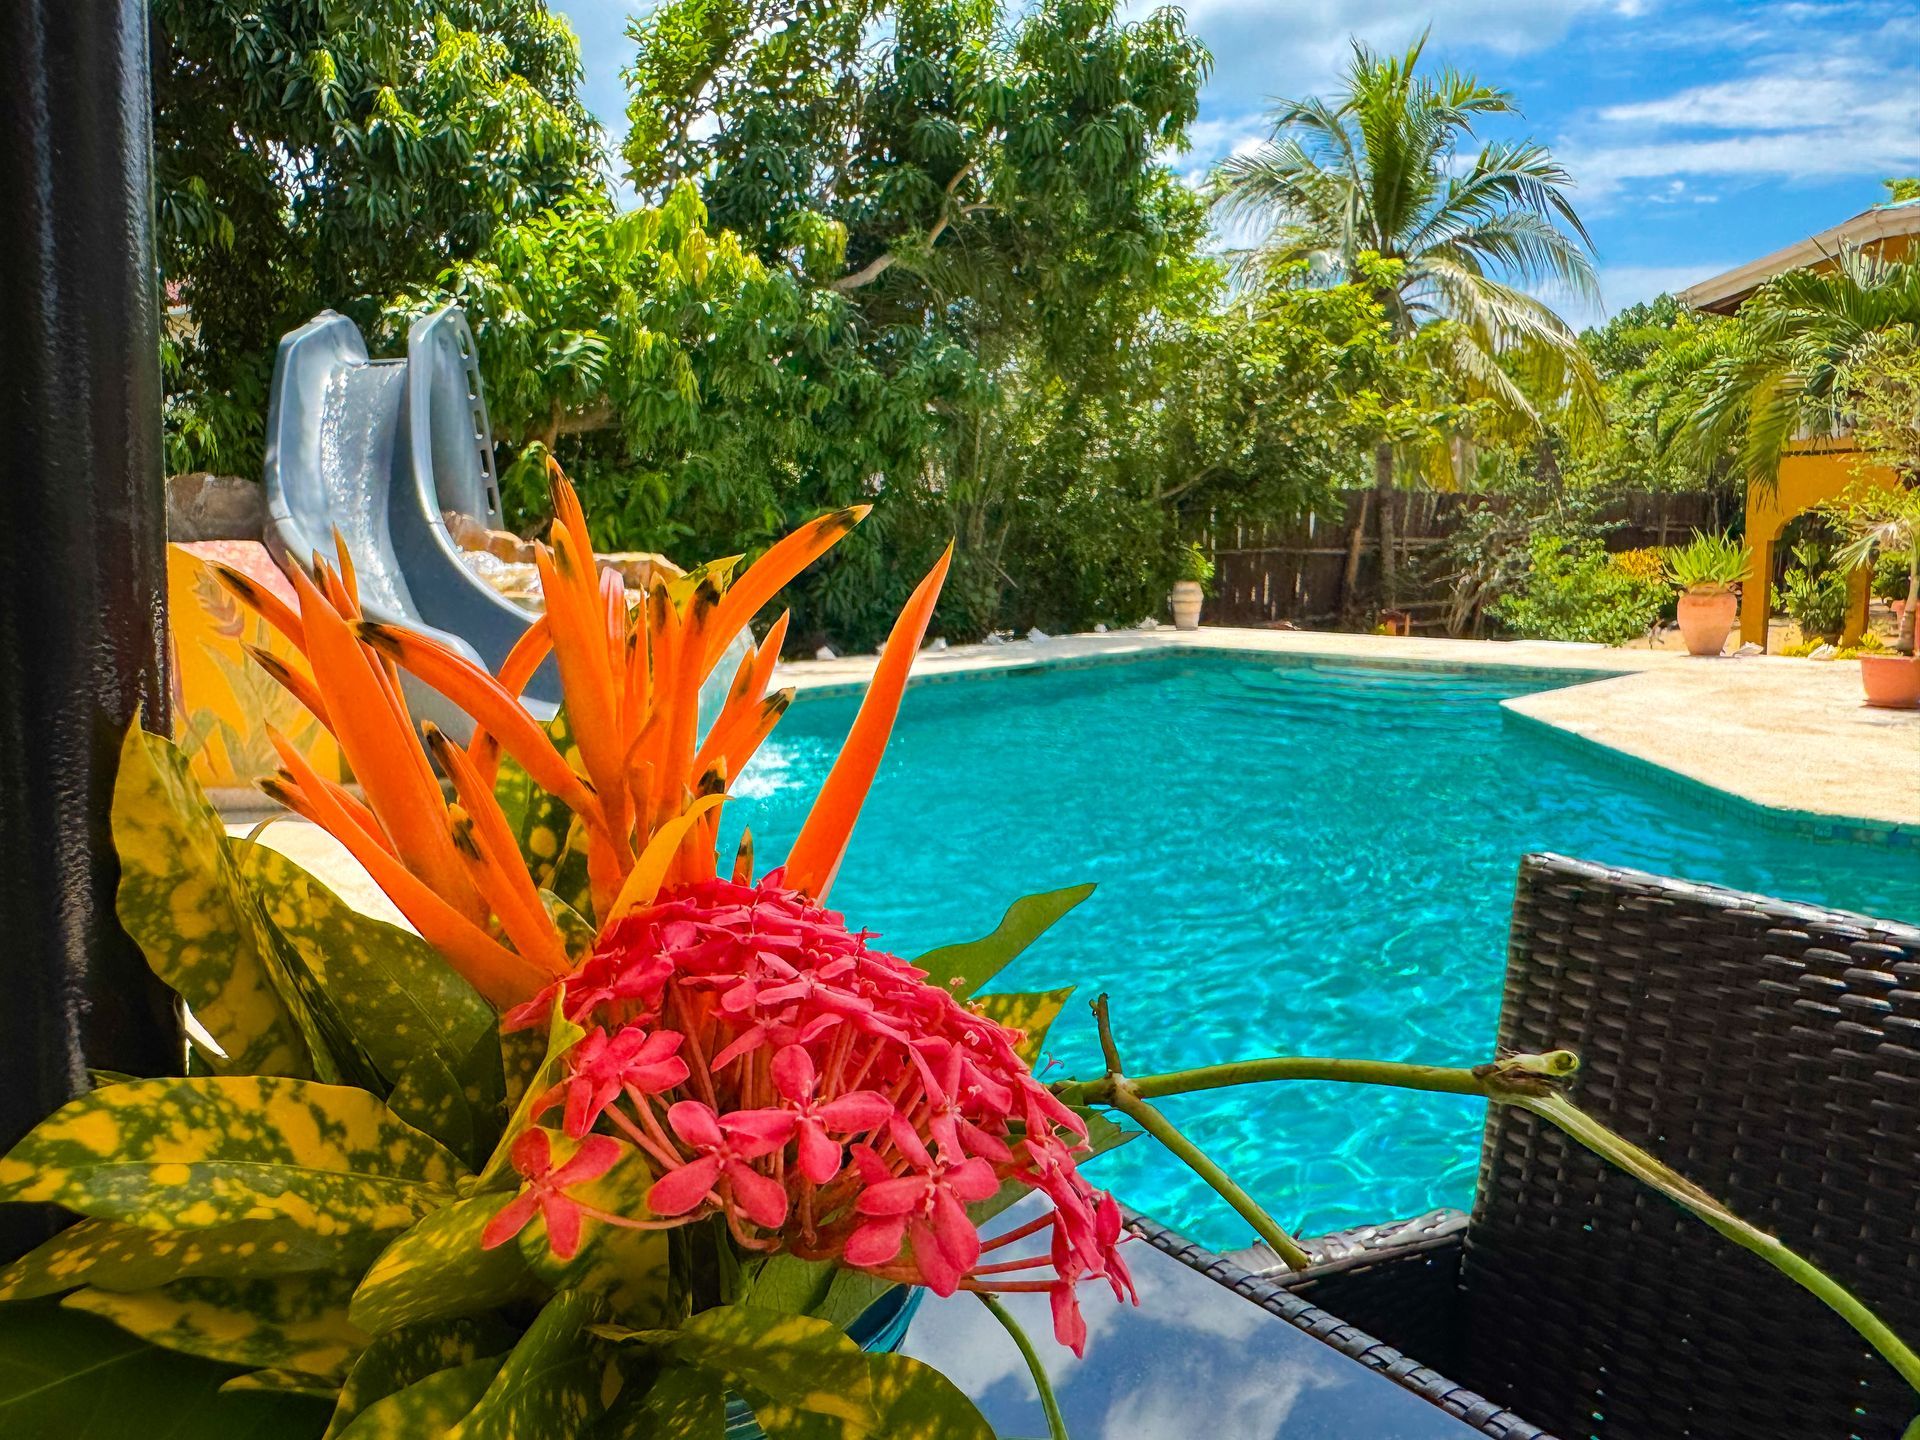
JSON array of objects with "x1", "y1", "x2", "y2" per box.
[
  {"x1": 736, "y1": 1255, "x2": 833, "y2": 1317},
  {"x1": 0, "y1": 1297, "x2": 331, "y2": 1439},
  {"x1": 451, "y1": 1289, "x2": 607, "y2": 1439},
  {"x1": 110, "y1": 725, "x2": 311, "y2": 1076},
  {"x1": 326, "y1": 1316, "x2": 517, "y2": 1437},
  {"x1": 912, "y1": 884, "x2": 1094, "y2": 999},
  {"x1": 539, "y1": 890, "x2": 598, "y2": 964},
  {"x1": 478, "y1": 997, "x2": 585, "y2": 1189},
  {"x1": 0, "y1": 1076, "x2": 465, "y2": 1234},
  {"x1": 975, "y1": 986, "x2": 1074, "y2": 1065},
  {"x1": 812, "y1": 1271, "x2": 898, "y2": 1333},
  {"x1": 516, "y1": 1135, "x2": 671, "y2": 1325},
  {"x1": 738, "y1": 1352, "x2": 995, "y2": 1440},
  {"x1": 389, "y1": 1050, "x2": 493, "y2": 1172},
  {"x1": 64, "y1": 1270, "x2": 366, "y2": 1379},
  {"x1": 221, "y1": 1366, "x2": 343, "y2": 1398},
  {"x1": 607, "y1": 1364, "x2": 723, "y2": 1439},
  {"x1": 350, "y1": 1194, "x2": 536, "y2": 1336},
  {"x1": 636, "y1": 1307, "x2": 876, "y2": 1428},
  {"x1": 231, "y1": 840, "x2": 494, "y2": 1086},
  {"x1": 334, "y1": 1355, "x2": 504, "y2": 1440},
  {"x1": 494, "y1": 713, "x2": 593, "y2": 918},
  {"x1": 861, "y1": 1351, "x2": 997, "y2": 1440},
  {"x1": 0, "y1": 1215, "x2": 391, "y2": 1302}
]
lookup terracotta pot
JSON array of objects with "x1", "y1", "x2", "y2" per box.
[
  {"x1": 1170, "y1": 579, "x2": 1204, "y2": 631},
  {"x1": 1676, "y1": 588, "x2": 1736, "y2": 657},
  {"x1": 1860, "y1": 653, "x2": 1920, "y2": 709}
]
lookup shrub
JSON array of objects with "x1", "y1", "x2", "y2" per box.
[
  {"x1": 1780, "y1": 541, "x2": 1849, "y2": 641},
  {"x1": 1490, "y1": 535, "x2": 1666, "y2": 645},
  {"x1": 1874, "y1": 550, "x2": 1910, "y2": 603},
  {"x1": 1176, "y1": 542, "x2": 1215, "y2": 586}
]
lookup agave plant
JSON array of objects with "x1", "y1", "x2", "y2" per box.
[{"x1": 1664, "y1": 530, "x2": 1751, "y2": 594}]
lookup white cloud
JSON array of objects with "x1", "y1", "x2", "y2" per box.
[
  {"x1": 1129, "y1": 0, "x2": 1634, "y2": 127},
  {"x1": 1556, "y1": 12, "x2": 1920, "y2": 210}
]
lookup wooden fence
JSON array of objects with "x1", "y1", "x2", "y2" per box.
[{"x1": 1206, "y1": 489, "x2": 1726, "y2": 631}]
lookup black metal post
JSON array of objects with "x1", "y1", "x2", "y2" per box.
[{"x1": 0, "y1": 0, "x2": 183, "y2": 1259}]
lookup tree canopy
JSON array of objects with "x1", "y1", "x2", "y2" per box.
[{"x1": 157, "y1": 0, "x2": 599, "y2": 476}]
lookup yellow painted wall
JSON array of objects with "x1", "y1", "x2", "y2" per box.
[
  {"x1": 167, "y1": 542, "x2": 348, "y2": 790},
  {"x1": 1740, "y1": 448, "x2": 1900, "y2": 647}
]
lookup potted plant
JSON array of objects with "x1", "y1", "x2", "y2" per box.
[
  {"x1": 1826, "y1": 483, "x2": 1920, "y2": 707},
  {"x1": 1170, "y1": 542, "x2": 1212, "y2": 631},
  {"x1": 7, "y1": 468, "x2": 1920, "y2": 1437},
  {"x1": 1664, "y1": 530, "x2": 1750, "y2": 656},
  {"x1": 1779, "y1": 540, "x2": 1850, "y2": 647}
]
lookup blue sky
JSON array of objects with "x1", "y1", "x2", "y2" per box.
[{"x1": 552, "y1": 0, "x2": 1920, "y2": 324}]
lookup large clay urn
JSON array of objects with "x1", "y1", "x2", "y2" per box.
[
  {"x1": 1676, "y1": 587, "x2": 1736, "y2": 657},
  {"x1": 1860, "y1": 654, "x2": 1920, "y2": 709}
]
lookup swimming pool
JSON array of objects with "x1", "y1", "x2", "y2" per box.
[{"x1": 729, "y1": 652, "x2": 1920, "y2": 1250}]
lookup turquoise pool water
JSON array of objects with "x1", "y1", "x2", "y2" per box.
[{"x1": 729, "y1": 653, "x2": 1920, "y2": 1250}]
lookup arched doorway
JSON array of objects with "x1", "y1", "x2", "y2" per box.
[{"x1": 1739, "y1": 444, "x2": 1899, "y2": 648}]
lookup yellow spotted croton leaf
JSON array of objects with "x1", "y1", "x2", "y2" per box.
[
  {"x1": 446, "y1": 1289, "x2": 607, "y2": 1440},
  {"x1": 349, "y1": 1194, "x2": 538, "y2": 1337},
  {"x1": 326, "y1": 1314, "x2": 517, "y2": 1438},
  {"x1": 230, "y1": 840, "x2": 494, "y2": 1087},
  {"x1": 332, "y1": 1354, "x2": 505, "y2": 1440},
  {"x1": 492, "y1": 713, "x2": 593, "y2": 919},
  {"x1": 111, "y1": 724, "x2": 312, "y2": 1076},
  {"x1": 0, "y1": 1075, "x2": 465, "y2": 1234},
  {"x1": 63, "y1": 1270, "x2": 367, "y2": 1379},
  {"x1": 0, "y1": 1214, "x2": 388, "y2": 1302},
  {"x1": 976, "y1": 986, "x2": 1076, "y2": 1066}
]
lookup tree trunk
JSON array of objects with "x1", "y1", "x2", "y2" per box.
[
  {"x1": 1902, "y1": 557, "x2": 1917, "y2": 656},
  {"x1": 1340, "y1": 490, "x2": 1371, "y2": 627},
  {"x1": 1374, "y1": 441, "x2": 1398, "y2": 611}
]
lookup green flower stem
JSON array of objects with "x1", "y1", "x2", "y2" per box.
[
  {"x1": 1525, "y1": 1092, "x2": 1920, "y2": 1399},
  {"x1": 1087, "y1": 997, "x2": 1312, "y2": 1272},
  {"x1": 1060, "y1": 1016, "x2": 1920, "y2": 1406},
  {"x1": 978, "y1": 1292, "x2": 1070, "y2": 1440}
]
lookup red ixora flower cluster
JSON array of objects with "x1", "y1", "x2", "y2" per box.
[{"x1": 482, "y1": 873, "x2": 1134, "y2": 1352}]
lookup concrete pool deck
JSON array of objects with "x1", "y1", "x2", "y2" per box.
[{"x1": 776, "y1": 626, "x2": 1920, "y2": 835}]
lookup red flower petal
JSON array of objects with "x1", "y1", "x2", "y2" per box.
[
  {"x1": 646, "y1": 1153, "x2": 723, "y2": 1215},
  {"x1": 725, "y1": 1160, "x2": 791, "y2": 1230},
  {"x1": 771, "y1": 1043, "x2": 816, "y2": 1102},
  {"x1": 845, "y1": 1214, "x2": 908, "y2": 1267},
  {"x1": 666, "y1": 1100, "x2": 723, "y2": 1149},
  {"x1": 480, "y1": 1191, "x2": 542, "y2": 1251},
  {"x1": 818, "y1": 1091, "x2": 893, "y2": 1132}
]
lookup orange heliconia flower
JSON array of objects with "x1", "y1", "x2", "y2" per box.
[{"x1": 219, "y1": 461, "x2": 949, "y2": 1008}]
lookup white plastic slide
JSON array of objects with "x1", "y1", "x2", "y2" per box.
[
  {"x1": 263, "y1": 305, "x2": 748, "y2": 743},
  {"x1": 263, "y1": 305, "x2": 554, "y2": 738}
]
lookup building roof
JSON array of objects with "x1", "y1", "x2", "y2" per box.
[{"x1": 1676, "y1": 198, "x2": 1920, "y2": 315}]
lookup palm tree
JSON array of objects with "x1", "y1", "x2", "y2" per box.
[
  {"x1": 1674, "y1": 249, "x2": 1920, "y2": 489},
  {"x1": 1212, "y1": 35, "x2": 1599, "y2": 607}
]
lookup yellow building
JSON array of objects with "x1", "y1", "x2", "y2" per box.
[{"x1": 1677, "y1": 197, "x2": 1919, "y2": 647}]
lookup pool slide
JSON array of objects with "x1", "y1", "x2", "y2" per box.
[{"x1": 263, "y1": 305, "x2": 743, "y2": 742}]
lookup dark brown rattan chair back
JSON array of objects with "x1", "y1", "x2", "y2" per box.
[{"x1": 1460, "y1": 853, "x2": 1920, "y2": 1440}]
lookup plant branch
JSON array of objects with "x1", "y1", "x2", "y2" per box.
[
  {"x1": 978, "y1": 1292, "x2": 1070, "y2": 1440},
  {"x1": 830, "y1": 163, "x2": 980, "y2": 293},
  {"x1": 1059, "y1": 1011, "x2": 1920, "y2": 1401},
  {"x1": 1088, "y1": 995, "x2": 1312, "y2": 1271}
]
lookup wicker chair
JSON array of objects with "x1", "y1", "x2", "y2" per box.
[{"x1": 1131, "y1": 852, "x2": 1920, "y2": 1440}]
